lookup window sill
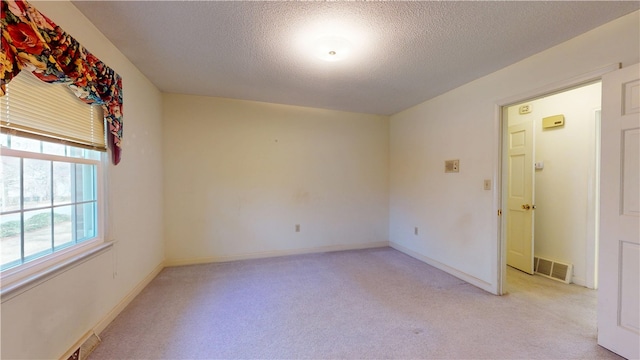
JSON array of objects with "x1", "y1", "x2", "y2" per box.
[{"x1": 0, "y1": 242, "x2": 113, "y2": 303}]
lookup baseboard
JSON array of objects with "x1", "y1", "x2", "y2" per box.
[
  {"x1": 389, "y1": 241, "x2": 497, "y2": 294},
  {"x1": 571, "y1": 275, "x2": 586, "y2": 287},
  {"x1": 165, "y1": 241, "x2": 390, "y2": 267},
  {"x1": 93, "y1": 260, "x2": 165, "y2": 335}
]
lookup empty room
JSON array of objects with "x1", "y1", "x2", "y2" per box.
[{"x1": 1, "y1": 1, "x2": 639, "y2": 359}]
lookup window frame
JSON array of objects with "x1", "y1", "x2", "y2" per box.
[{"x1": 0, "y1": 144, "x2": 107, "y2": 291}]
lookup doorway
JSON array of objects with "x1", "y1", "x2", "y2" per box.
[{"x1": 501, "y1": 81, "x2": 602, "y2": 290}]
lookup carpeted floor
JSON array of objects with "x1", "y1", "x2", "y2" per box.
[{"x1": 89, "y1": 247, "x2": 621, "y2": 359}]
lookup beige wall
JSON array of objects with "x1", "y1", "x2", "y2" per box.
[
  {"x1": 507, "y1": 82, "x2": 601, "y2": 286},
  {"x1": 2, "y1": 4, "x2": 639, "y2": 358},
  {"x1": 389, "y1": 11, "x2": 639, "y2": 293},
  {"x1": 0, "y1": 2, "x2": 164, "y2": 359},
  {"x1": 163, "y1": 95, "x2": 389, "y2": 264}
]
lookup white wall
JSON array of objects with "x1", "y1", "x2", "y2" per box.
[
  {"x1": 389, "y1": 11, "x2": 639, "y2": 294},
  {"x1": 163, "y1": 95, "x2": 389, "y2": 264},
  {"x1": 0, "y1": 2, "x2": 164, "y2": 359},
  {"x1": 507, "y1": 82, "x2": 601, "y2": 286}
]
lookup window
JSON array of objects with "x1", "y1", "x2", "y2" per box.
[
  {"x1": 0, "y1": 135, "x2": 103, "y2": 271},
  {"x1": 0, "y1": 72, "x2": 106, "y2": 276}
]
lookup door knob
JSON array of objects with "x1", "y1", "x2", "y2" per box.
[{"x1": 521, "y1": 204, "x2": 531, "y2": 210}]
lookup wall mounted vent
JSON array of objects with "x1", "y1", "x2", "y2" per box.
[
  {"x1": 534, "y1": 257, "x2": 573, "y2": 284},
  {"x1": 542, "y1": 114, "x2": 565, "y2": 129}
]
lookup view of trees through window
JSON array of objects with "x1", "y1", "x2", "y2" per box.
[{"x1": 0, "y1": 134, "x2": 101, "y2": 270}]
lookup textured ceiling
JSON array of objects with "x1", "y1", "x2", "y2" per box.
[{"x1": 71, "y1": 1, "x2": 639, "y2": 115}]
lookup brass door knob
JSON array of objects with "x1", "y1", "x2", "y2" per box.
[{"x1": 521, "y1": 204, "x2": 531, "y2": 210}]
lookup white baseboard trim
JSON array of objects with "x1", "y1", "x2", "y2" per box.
[
  {"x1": 93, "y1": 260, "x2": 165, "y2": 335},
  {"x1": 389, "y1": 241, "x2": 497, "y2": 295},
  {"x1": 571, "y1": 275, "x2": 587, "y2": 287},
  {"x1": 165, "y1": 241, "x2": 390, "y2": 267}
]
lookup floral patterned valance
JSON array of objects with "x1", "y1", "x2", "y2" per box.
[{"x1": 1, "y1": 0, "x2": 123, "y2": 164}]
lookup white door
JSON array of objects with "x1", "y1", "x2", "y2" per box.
[
  {"x1": 598, "y1": 63, "x2": 640, "y2": 359},
  {"x1": 506, "y1": 120, "x2": 535, "y2": 274}
]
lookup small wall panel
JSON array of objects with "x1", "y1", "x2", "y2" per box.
[
  {"x1": 509, "y1": 154, "x2": 525, "y2": 198},
  {"x1": 622, "y1": 128, "x2": 640, "y2": 216},
  {"x1": 619, "y1": 241, "x2": 640, "y2": 333},
  {"x1": 510, "y1": 130, "x2": 526, "y2": 148},
  {"x1": 508, "y1": 211, "x2": 525, "y2": 255},
  {"x1": 623, "y1": 80, "x2": 640, "y2": 115}
]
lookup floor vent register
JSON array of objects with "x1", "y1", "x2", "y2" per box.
[{"x1": 534, "y1": 257, "x2": 573, "y2": 284}]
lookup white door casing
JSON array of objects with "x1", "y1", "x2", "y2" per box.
[
  {"x1": 598, "y1": 63, "x2": 640, "y2": 359},
  {"x1": 506, "y1": 121, "x2": 535, "y2": 274}
]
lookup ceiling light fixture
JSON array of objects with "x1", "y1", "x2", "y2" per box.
[{"x1": 313, "y1": 35, "x2": 351, "y2": 62}]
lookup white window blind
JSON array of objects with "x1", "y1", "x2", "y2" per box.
[{"x1": 0, "y1": 71, "x2": 106, "y2": 151}]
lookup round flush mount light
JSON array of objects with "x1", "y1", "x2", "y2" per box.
[{"x1": 313, "y1": 36, "x2": 352, "y2": 62}]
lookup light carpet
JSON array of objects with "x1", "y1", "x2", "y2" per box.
[{"x1": 89, "y1": 247, "x2": 621, "y2": 359}]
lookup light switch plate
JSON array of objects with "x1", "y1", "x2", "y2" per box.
[
  {"x1": 484, "y1": 179, "x2": 491, "y2": 190},
  {"x1": 445, "y1": 159, "x2": 459, "y2": 173}
]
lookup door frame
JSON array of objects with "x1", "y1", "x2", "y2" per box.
[{"x1": 495, "y1": 63, "x2": 620, "y2": 295}]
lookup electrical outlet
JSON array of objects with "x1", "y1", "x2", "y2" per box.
[{"x1": 295, "y1": 224, "x2": 300, "y2": 232}]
